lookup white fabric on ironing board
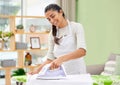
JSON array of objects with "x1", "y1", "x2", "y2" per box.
[{"x1": 26, "y1": 74, "x2": 93, "y2": 85}]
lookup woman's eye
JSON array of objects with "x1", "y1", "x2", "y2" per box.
[
  {"x1": 47, "y1": 18, "x2": 50, "y2": 21},
  {"x1": 51, "y1": 15, "x2": 55, "y2": 18}
]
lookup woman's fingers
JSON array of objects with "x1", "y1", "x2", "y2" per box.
[
  {"x1": 28, "y1": 70, "x2": 39, "y2": 75},
  {"x1": 50, "y1": 61, "x2": 60, "y2": 70}
]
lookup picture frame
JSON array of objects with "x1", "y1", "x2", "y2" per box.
[{"x1": 30, "y1": 37, "x2": 40, "y2": 49}]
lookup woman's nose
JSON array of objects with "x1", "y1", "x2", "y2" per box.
[{"x1": 50, "y1": 19, "x2": 54, "y2": 24}]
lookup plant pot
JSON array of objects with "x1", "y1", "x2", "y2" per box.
[{"x1": 16, "y1": 29, "x2": 24, "y2": 33}]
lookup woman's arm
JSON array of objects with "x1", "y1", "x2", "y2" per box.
[
  {"x1": 59, "y1": 48, "x2": 86, "y2": 62},
  {"x1": 49, "y1": 48, "x2": 86, "y2": 70},
  {"x1": 29, "y1": 59, "x2": 52, "y2": 75}
]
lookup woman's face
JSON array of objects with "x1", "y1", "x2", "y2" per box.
[{"x1": 45, "y1": 9, "x2": 64, "y2": 27}]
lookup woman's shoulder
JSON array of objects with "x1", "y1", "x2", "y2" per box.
[
  {"x1": 70, "y1": 21, "x2": 82, "y2": 26},
  {"x1": 69, "y1": 21, "x2": 84, "y2": 31}
]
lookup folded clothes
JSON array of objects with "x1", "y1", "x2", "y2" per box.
[{"x1": 37, "y1": 64, "x2": 66, "y2": 77}]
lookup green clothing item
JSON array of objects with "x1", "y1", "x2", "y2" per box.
[{"x1": 92, "y1": 75, "x2": 120, "y2": 85}]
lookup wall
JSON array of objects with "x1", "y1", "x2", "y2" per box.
[{"x1": 76, "y1": 0, "x2": 120, "y2": 65}]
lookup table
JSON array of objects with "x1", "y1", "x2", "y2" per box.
[{"x1": 26, "y1": 74, "x2": 93, "y2": 85}]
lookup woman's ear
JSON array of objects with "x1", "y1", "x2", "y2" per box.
[
  {"x1": 59, "y1": 10, "x2": 64, "y2": 15},
  {"x1": 59, "y1": 9, "x2": 63, "y2": 13}
]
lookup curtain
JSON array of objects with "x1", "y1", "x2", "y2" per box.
[{"x1": 58, "y1": 0, "x2": 76, "y2": 21}]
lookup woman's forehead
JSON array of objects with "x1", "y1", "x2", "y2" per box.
[{"x1": 45, "y1": 10, "x2": 58, "y2": 16}]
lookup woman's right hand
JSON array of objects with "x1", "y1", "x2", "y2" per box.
[
  {"x1": 28, "y1": 69, "x2": 40, "y2": 75},
  {"x1": 28, "y1": 59, "x2": 52, "y2": 75}
]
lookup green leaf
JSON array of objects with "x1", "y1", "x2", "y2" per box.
[{"x1": 12, "y1": 68, "x2": 26, "y2": 77}]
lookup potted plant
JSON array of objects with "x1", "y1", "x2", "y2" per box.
[
  {"x1": 0, "y1": 31, "x2": 14, "y2": 50},
  {"x1": 12, "y1": 68, "x2": 26, "y2": 85},
  {"x1": 16, "y1": 24, "x2": 24, "y2": 33},
  {"x1": 12, "y1": 68, "x2": 26, "y2": 76}
]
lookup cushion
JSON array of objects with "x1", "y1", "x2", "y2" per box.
[
  {"x1": 107, "y1": 53, "x2": 120, "y2": 61},
  {"x1": 101, "y1": 60, "x2": 116, "y2": 76}
]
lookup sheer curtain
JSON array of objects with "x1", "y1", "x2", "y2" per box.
[{"x1": 58, "y1": 0, "x2": 76, "y2": 21}]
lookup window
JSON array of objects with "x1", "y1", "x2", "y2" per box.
[
  {"x1": 0, "y1": 0, "x2": 59, "y2": 31},
  {"x1": 17, "y1": 0, "x2": 59, "y2": 16}
]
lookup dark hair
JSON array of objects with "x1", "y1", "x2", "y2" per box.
[{"x1": 45, "y1": 4, "x2": 65, "y2": 45}]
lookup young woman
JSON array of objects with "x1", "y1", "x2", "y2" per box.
[{"x1": 29, "y1": 4, "x2": 87, "y2": 75}]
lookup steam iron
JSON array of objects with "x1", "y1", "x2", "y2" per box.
[{"x1": 37, "y1": 64, "x2": 66, "y2": 79}]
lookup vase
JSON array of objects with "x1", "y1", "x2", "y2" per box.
[{"x1": 3, "y1": 40, "x2": 10, "y2": 50}]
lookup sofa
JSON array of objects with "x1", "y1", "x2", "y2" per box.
[
  {"x1": 86, "y1": 53, "x2": 120, "y2": 85},
  {"x1": 86, "y1": 53, "x2": 117, "y2": 75}
]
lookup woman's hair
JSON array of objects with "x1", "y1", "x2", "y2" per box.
[{"x1": 45, "y1": 4, "x2": 65, "y2": 45}]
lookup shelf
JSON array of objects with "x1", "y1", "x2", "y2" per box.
[
  {"x1": 15, "y1": 48, "x2": 48, "y2": 51},
  {"x1": 0, "y1": 64, "x2": 41, "y2": 70},
  {"x1": 0, "y1": 15, "x2": 49, "y2": 85},
  {"x1": 0, "y1": 15, "x2": 45, "y2": 18},
  {"x1": 0, "y1": 48, "x2": 48, "y2": 52},
  {"x1": 14, "y1": 31, "x2": 50, "y2": 34}
]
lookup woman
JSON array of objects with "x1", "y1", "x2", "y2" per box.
[{"x1": 29, "y1": 4, "x2": 87, "y2": 75}]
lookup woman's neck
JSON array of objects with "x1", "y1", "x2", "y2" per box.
[{"x1": 58, "y1": 19, "x2": 68, "y2": 28}]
